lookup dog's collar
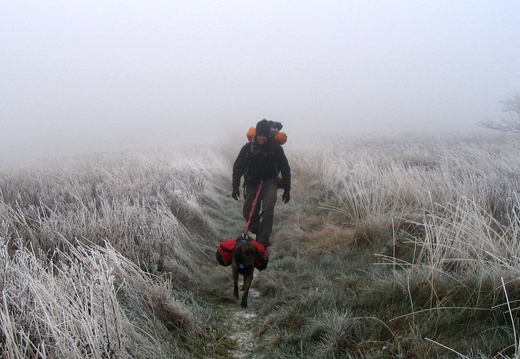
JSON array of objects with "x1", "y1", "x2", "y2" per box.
[{"x1": 238, "y1": 235, "x2": 252, "y2": 242}]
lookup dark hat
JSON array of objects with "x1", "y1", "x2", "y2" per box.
[{"x1": 255, "y1": 119, "x2": 271, "y2": 137}]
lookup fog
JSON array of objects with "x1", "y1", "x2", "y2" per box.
[{"x1": 2, "y1": 1, "x2": 520, "y2": 163}]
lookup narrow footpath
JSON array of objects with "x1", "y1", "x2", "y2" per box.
[{"x1": 215, "y1": 285, "x2": 264, "y2": 359}]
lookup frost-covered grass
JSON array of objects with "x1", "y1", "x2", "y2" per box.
[
  {"x1": 0, "y1": 236, "x2": 199, "y2": 358},
  {"x1": 2, "y1": 133, "x2": 520, "y2": 358},
  {"x1": 0, "y1": 146, "x2": 233, "y2": 358},
  {"x1": 0, "y1": 147, "x2": 228, "y2": 270},
  {"x1": 257, "y1": 133, "x2": 520, "y2": 358}
]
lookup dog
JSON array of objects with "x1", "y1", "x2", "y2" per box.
[{"x1": 232, "y1": 235, "x2": 258, "y2": 308}]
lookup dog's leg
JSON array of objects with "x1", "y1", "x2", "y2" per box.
[
  {"x1": 241, "y1": 270, "x2": 253, "y2": 308},
  {"x1": 232, "y1": 264, "x2": 239, "y2": 300}
]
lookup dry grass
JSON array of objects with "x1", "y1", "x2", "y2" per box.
[
  {"x1": 0, "y1": 236, "x2": 199, "y2": 358},
  {"x1": 0, "y1": 146, "x2": 230, "y2": 358},
  {"x1": 262, "y1": 133, "x2": 520, "y2": 358},
  {"x1": 2, "y1": 133, "x2": 520, "y2": 358}
]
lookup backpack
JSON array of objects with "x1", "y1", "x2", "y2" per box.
[
  {"x1": 246, "y1": 120, "x2": 287, "y2": 145},
  {"x1": 215, "y1": 239, "x2": 235, "y2": 266}
]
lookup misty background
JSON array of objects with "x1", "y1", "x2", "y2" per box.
[{"x1": 2, "y1": 1, "x2": 520, "y2": 163}]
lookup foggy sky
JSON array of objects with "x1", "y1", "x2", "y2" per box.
[{"x1": 2, "y1": 1, "x2": 520, "y2": 162}]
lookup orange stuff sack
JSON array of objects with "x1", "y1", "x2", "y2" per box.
[
  {"x1": 246, "y1": 127, "x2": 256, "y2": 141},
  {"x1": 274, "y1": 132, "x2": 287, "y2": 145},
  {"x1": 246, "y1": 127, "x2": 287, "y2": 145}
]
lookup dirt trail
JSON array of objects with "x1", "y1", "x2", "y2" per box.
[
  {"x1": 220, "y1": 286, "x2": 263, "y2": 359},
  {"x1": 210, "y1": 181, "x2": 274, "y2": 358}
]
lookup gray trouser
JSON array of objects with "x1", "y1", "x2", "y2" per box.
[{"x1": 243, "y1": 179, "x2": 278, "y2": 246}]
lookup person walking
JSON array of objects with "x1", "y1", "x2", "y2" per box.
[{"x1": 232, "y1": 119, "x2": 291, "y2": 248}]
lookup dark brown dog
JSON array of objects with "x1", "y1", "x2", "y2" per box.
[{"x1": 232, "y1": 236, "x2": 257, "y2": 308}]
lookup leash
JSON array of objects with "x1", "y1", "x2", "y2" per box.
[{"x1": 242, "y1": 180, "x2": 264, "y2": 237}]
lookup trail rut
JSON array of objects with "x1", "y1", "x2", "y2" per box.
[{"x1": 220, "y1": 286, "x2": 263, "y2": 359}]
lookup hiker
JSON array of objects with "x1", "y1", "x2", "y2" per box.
[{"x1": 232, "y1": 119, "x2": 291, "y2": 248}]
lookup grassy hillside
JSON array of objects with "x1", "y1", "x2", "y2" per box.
[{"x1": 1, "y1": 133, "x2": 520, "y2": 358}]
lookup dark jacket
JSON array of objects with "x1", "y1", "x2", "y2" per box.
[{"x1": 232, "y1": 139, "x2": 291, "y2": 190}]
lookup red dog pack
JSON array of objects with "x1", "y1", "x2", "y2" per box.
[
  {"x1": 216, "y1": 239, "x2": 269, "y2": 271},
  {"x1": 216, "y1": 239, "x2": 236, "y2": 266}
]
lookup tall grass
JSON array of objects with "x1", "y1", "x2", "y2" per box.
[
  {"x1": 0, "y1": 147, "x2": 227, "y2": 269},
  {"x1": 261, "y1": 133, "x2": 520, "y2": 358},
  {"x1": 3, "y1": 133, "x2": 520, "y2": 358},
  {"x1": 0, "y1": 234, "x2": 198, "y2": 358},
  {"x1": 0, "y1": 146, "x2": 232, "y2": 358}
]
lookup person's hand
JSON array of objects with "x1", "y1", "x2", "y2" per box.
[
  {"x1": 232, "y1": 188, "x2": 240, "y2": 201},
  {"x1": 282, "y1": 189, "x2": 291, "y2": 203}
]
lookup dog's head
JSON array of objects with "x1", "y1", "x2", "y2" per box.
[{"x1": 233, "y1": 237, "x2": 257, "y2": 270}]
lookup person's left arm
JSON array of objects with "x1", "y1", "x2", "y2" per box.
[{"x1": 276, "y1": 146, "x2": 291, "y2": 203}]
